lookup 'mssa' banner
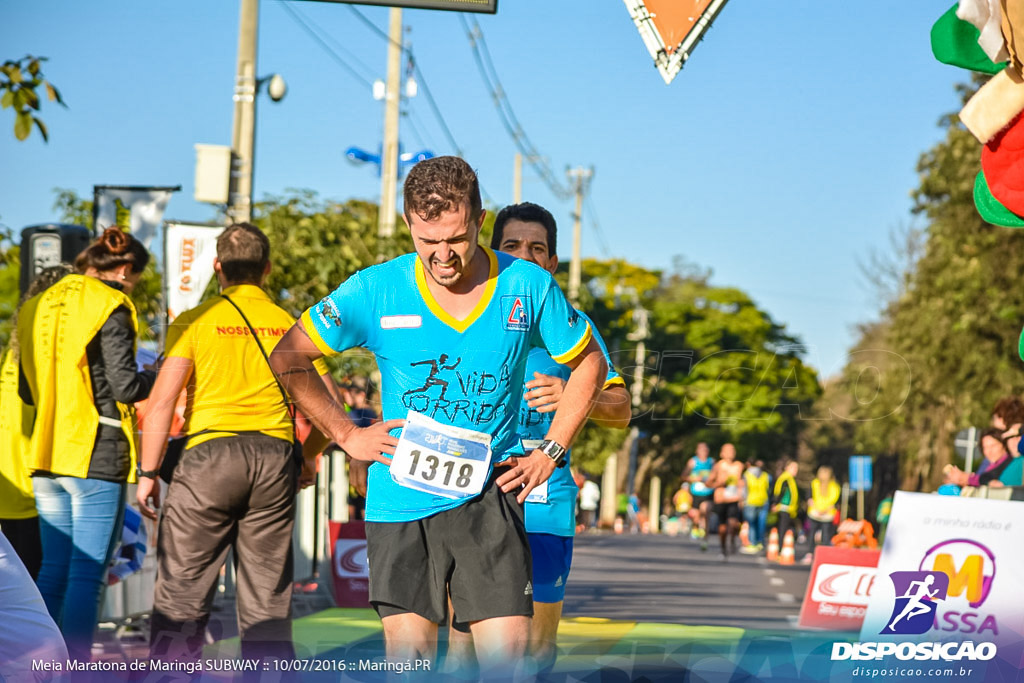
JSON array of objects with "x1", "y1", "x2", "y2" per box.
[{"x1": 859, "y1": 492, "x2": 1024, "y2": 670}]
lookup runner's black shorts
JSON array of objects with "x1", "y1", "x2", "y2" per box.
[
  {"x1": 366, "y1": 470, "x2": 534, "y2": 625},
  {"x1": 714, "y1": 501, "x2": 742, "y2": 522},
  {"x1": 692, "y1": 493, "x2": 712, "y2": 510}
]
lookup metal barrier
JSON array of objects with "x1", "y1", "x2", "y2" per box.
[{"x1": 102, "y1": 449, "x2": 352, "y2": 622}]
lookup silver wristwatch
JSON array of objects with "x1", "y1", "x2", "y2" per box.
[{"x1": 538, "y1": 439, "x2": 568, "y2": 468}]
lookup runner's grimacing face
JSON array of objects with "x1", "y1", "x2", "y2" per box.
[
  {"x1": 406, "y1": 203, "x2": 483, "y2": 287},
  {"x1": 498, "y1": 219, "x2": 557, "y2": 274}
]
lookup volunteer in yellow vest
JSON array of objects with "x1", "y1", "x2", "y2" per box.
[
  {"x1": 771, "y1": 458, "x2": 800, "y2": 543},
  {"x1": 137, "y1": 223, "x2": 331, "y2": 666},
  {"x1": 741, "y1": 459, "x2": 771, "y2": 553},
  {"x1": 805, "y1": 465, "x2": 841, "y2": 564},
  {"x1": 17, "y1": 228, "x2": 155, "y2": 662},
  {"x1": 0, "y1": 265, "x2": 73, "y2": 580}
]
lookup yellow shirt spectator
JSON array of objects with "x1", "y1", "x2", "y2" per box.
[{"x1": 165, "y1": 285, "x2": 328, "y2": 447}]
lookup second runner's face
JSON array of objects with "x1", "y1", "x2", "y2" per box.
[
  {"x1": 498, "y1": 219, "x2": 556, "y2": 274},
  {"x1": 407, "y1": 203, "x2": 483, "y2": 287}
]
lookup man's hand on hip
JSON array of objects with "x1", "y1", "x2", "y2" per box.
[
  {"x1": 497, "y1": 450, "x2": 557, "y2": 504},
  {"x1": 338, "y1": 419, "x2": 405, "y2": 465}
]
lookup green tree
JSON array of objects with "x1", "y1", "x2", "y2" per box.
[
  {"x1": 0, "y1": 227, "x2": 19, "y2": 347},
  {"x1": 566, "y1": 258, "x2": 821, "y2": 494},
  {"x1": 817, "y1": 78, "x2": 1024, "y2": 491},
  {"x1": 1, "y1": 55, "x2": 65, "y2": 141}
]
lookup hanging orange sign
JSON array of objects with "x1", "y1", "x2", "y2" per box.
[{"x1": 623, "y1": 0, "x2": 730, "y2": 84}]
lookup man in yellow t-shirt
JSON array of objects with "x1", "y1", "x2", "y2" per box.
[{"x1": 136, "y1": 223, "x2": 330, "y2": 665}]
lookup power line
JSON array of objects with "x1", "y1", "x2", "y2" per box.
[
  {"x1": 459, "y1": 15, "x2": 572, "y2": 200},
  {"x1": 338, "y1": 6, "x2": 495, "y2": 205},
  {"x1": 344, "y1": 7, "x2": 464, "y2": 155},
  {"x1": 402, "y1": 107, "x2": 431, "y2": 150},
  {"x1": 347, "y1": 5, "x2": 396, "y2": 46},
  {"x1": 584, "y1": 194, "x2": 612, "y2": 258},
  {"x1": 407, "y1": 56, "x2": 463, "y2": 157},
  {"x1": 279, "y1": 2, "x2": 374, "y2": 89}
]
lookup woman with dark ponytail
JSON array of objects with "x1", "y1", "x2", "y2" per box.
[{"x1": 17, "y1": 227, "x2": 156, "y2": 661}]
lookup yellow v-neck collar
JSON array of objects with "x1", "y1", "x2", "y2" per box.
[{"x1": 414, "y1": 247, "x2": 498, "y2": 333}]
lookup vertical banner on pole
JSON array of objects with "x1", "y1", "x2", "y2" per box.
[
  {"x1": 163, "y1": 222, "x2": 225, "y2": 322},
  {"x1": 93, "y1": 185, "x2": 180, "y2": 248}
]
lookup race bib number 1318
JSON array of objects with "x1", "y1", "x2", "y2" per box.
[{"x1": 390, "y1": 411, "x2": 492, "y2": 500}]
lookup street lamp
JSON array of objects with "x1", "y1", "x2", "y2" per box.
[{"x1": 344, "y1": 143, "x2": 434, "y2": 177}]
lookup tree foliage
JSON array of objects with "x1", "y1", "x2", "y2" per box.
[
  {"x1": 565, "y1": 258, "x2": 821, "y2": 492},
  {"x1": 1, "y1": 55, "x2": 65, "y2": 142},
  {"x1": 816, "y1": 79, "x2": 1024, "y2": 490}
]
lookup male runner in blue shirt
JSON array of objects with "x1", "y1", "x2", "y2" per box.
[
  {"x1": 270, "y1": 157, "x2": 607, "y2": 671},
  {"x1": 490, "y1": 202, "x2": 631, "y2": 666}
]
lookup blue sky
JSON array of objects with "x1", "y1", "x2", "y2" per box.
[{"x1": 1, "y1": 1, "x2": 960, "y2": 376}]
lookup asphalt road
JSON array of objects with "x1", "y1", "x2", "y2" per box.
[{"x1": 563, "y1": 531, "x2": 813, "y2": 631}]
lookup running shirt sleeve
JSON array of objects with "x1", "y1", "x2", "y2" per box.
[
  {"x1": 300, "y1": 273, "x2": 371, "y2": 356},
  {"x1": 534, "y1": 280, "x2": 592, "y2": 364},
  {"x1": 164, "y1": 309, "x2": 196, "y2": 360},
  {"x1": 579, "y1": 311, "x2": 623, "y2": 388}
]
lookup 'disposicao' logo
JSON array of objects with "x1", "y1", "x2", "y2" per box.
[{"x1": 883, "y1": 571, "x2": 949, "y2": 635}]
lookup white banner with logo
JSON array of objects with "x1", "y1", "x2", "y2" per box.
[
  {"x1": 164, "y1": 222, "x2": 223, "y2": 321},
  {"x1": 860, "y1": 492, "x2": 1024, "y2": 667},
  {"x1": 94, "y1": 185, "x2": 179, "y2": 249}
]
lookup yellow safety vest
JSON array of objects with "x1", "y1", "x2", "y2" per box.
[
  {"x1": 18, "y1": 275, "x2": 140, "y2": 481},
  {"x1": 0, "y1": 348, "x2": 36, "y2": 518},
  {"x1": 809, "y1": 478, "x2": 841, "y2": 522},
  {"x1": 773, "y1": 472, "x2": 798, "y2": 516},
  {"x1": 744, "y1": 470, "x2": 770, "y2": 507}
]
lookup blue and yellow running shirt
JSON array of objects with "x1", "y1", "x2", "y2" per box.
[
  {"x1": 522, "y1": 311, "x2": 623, "y2": 537},
  {"x1": 689, "y1": 456, "x2": 714, "y2": 496},
  {"x1": 300, "y1": 248, "x2": 592, "y2": 522}
]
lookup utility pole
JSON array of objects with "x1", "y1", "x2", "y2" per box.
[
  {"x1": 227, "y1": 0, "x2": 259, "y2": 225},
  {"x1": 378, "y1": 8, "x2": 403, "y2": 256},
  {"x1": 566, "y1": 166, "x2": 593, "y2": 306},
  {"x1": 513, "y1": 153, "x2": 523, "y2": 204},
  {"x1": 626, "y1": 305, "x2": 648, "y2": 496}
]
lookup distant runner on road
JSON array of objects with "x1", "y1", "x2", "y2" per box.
[
  {"x1": 683, "y1": 442, "x2": 714, "y2": 550},
  {"x1": 706, "y1": 443, "x2": 745, "y2": 561}
]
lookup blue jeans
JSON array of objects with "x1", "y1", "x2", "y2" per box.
[
  {"x1": 33, "y1": 476, "x2": 126, "y2": 661},
  {"x1": 742, "y1": 503, "x2": 768, "y2": 546}
]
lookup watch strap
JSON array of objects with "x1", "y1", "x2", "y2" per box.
[{"x1": 137, "y1": 467, "x2": 160, "y2": 479}]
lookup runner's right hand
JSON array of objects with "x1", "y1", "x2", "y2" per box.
[{"x1": 338, "y1": 419, "x2": 404, "y2": 465}]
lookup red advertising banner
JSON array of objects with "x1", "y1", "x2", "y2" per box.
[
  {"x1": 798, "y1": 545, "x2": 880, "y2": 630},
  {"x1": 328, "y1": 521, "x2": 370, "y2": 608}
]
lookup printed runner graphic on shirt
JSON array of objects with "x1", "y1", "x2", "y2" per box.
[{"x1": 401, "y1": 352, "x2": 514, "y2": 425}]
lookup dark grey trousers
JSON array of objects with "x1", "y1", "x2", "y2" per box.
[{"x1": 150, "y1": 433, "x2": 297, "y2": 662}]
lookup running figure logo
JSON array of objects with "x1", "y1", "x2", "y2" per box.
[
  {"x1": 403, "y1": 354, "x2": 462, "y2": 401},
  {"x1": 883, "y1": 571, "x2": 949, "y2": 635}
]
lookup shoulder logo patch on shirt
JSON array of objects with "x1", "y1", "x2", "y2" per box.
[
  {"x1": 380, "y1": 314, "x2": 422, "y2": 330},
  {"x1": 317, "y1": 300, "x2": 343, "y2": 328},
  {"x1": 501, "y1": 295, "x2": 531, "y2": 331},
  {"x1": 568, "y1": 308, "x2": 580, "y2": 328}
]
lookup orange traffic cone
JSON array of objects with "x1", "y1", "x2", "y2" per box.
[
  {"x1": 766, "y1": 527, "x2": 780, "y2": 562},
  {"x1": 779, "y1": 530, "x2": 795, "y2": 565},
  {"x1": 739, "y1": 522, "x2": 751, "y2": 547}
]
